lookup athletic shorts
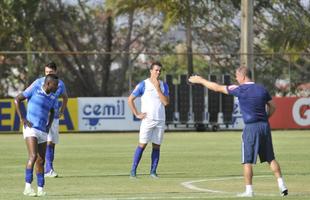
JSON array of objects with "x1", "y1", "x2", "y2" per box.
[
  {"x1": 241, "y1": 121, "x2": 275, "y2": 164},
  {"x1": 23, "y1": 126, "x2": 47, "y2": 144},
  {"x1": 139, "y1": 118, "x2": 165, "y2": 145},
  {"x1": 47, "y1": 119, "x2": 59, "y2": 144}
]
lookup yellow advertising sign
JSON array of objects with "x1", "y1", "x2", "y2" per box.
[{"x1": 0, "y1": 98, "x2": 78, "y2": 132}]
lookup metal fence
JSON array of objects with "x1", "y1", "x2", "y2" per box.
[{"x1": 0, "y1": 51, "x2": 309, "y2": 97}]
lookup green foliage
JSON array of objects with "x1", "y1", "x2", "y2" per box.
[{"x1": 1, "y1": 0, "x2": 310, "y2": 97}]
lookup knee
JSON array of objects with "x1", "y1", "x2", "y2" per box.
[
  {"x1": 36, "y1": 157, "x2": 45, "y2": 166},
  {"x1": 152, "y1": 143, "x2": 160, "y2": 150},
  {"x1": 28, "y1": 153, "x2": 37, "y2": 164},
  {"x1": 138, "y1": 143, "x2": 147, "y2": 149}
]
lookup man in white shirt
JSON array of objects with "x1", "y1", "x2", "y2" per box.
[{"x1": 128, "y1": 61, "x2": 169, "y2": 178}]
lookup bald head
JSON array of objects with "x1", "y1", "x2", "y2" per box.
[
  {"x1": 236, "y1": 66, "x2": 252, "y2": 79},
  {"x1": 235, "y1": 66, "x2": 252, "y2": 84}
]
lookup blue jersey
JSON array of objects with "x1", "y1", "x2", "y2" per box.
[
  {"x1": 23, "y1": 83, "x2": 57, "y2": 132},
  {"x1": 227, "y1": 82, "x2": 272, "y2": 124},
  {"x1": 33, "y1": 77, "x2": 66, "y2": 119}
]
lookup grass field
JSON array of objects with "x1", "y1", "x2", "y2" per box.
[{"x1": 0, "y1": 130, "x2": 309, "y2": 200}]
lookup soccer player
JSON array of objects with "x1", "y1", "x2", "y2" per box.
[
  {"x1": 31, "y1": 62, "x2": 68, "y2": 178},
  {"x1": 188, "y1": 66, "x2": 288, "y2": 197},
  {"x1": 15, "y1": 74, "x2": 59, "y2": 197},
  {"x1": 128, "y1": 61, "x2": 169, "y2": 178}
]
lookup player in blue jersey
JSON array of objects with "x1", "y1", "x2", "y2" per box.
[
  {"x1": 15, "y1": 74, "x2": 59, "y2": 197},
  {"x1": 128, "y1": 61, "x2": 169, "y2": 178},
  {"x1": 31, "y1": 62, "x2": 68, "y2": 178},
  {"x1": 188, "y1": 66, "x2": 288, "y2": 197}
]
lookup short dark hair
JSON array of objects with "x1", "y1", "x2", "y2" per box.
[
  {"x1": 237, "y1": 66, "x2": 252, "y2": 79},
  {"x1": 44, "y1": 74, "x2": 59, "y2": 84},
  {"x1": 45, "y1": 62, "x2": 57, "y2": 71},
  {"x1": 150, "y1": 61, "x2": 162, "y2": 70}
]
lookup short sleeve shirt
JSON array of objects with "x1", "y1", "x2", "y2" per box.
[
  {"x1": 132, "y1": 79, "x2": 169, "y2": 121},
  {"x1": 33, "y1": 77, "x2": 66, "y2": 118},
  {"x1": 23, "y1": 83, "x2": 58, "y2": 132},
  {"x1": 227, "y1": 82, "x2": 272, "y2": 124}
]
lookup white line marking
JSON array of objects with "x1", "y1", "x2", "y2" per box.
[{"x1": 181, "y1": 175, "x2": 278, "y2": 196}]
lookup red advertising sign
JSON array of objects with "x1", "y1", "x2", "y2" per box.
[{"x1": 269, "y1": 97, "x2": 310, "y2": 129}]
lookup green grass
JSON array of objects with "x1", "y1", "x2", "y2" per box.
[{"x1": 0, "y1": 130, "x2": 310, "y2": 200}]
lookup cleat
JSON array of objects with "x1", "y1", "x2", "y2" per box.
[
  {"x1": 237, "y1": 191, "x2": 254, "y2": 197},
  {"x1": 130, "y1": 170, "x2": 137, "y2": 178},
  {"x1": 279, "y1": 185, "x2": 288, "y2": 196},
  {"x1": 37, "y1": 190, "x2": 47, "y2": 197},
  {"x1": 281, "y1": 189, "x2": 288, "y2": 196},
  {"x1": 150, "y1": 172, "x2": 159, "y2": 179},
  {"x1": 280, "y1": 188, "x2": 288, "y2": 196},
  {"x1": 45, "y1": 170, "x2": 58, "y2": 178},
  {"x1": 23, "y1": 187, "x2": 37, "y2": 197}
]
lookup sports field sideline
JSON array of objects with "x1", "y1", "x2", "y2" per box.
[{"x1": 0, "y1": 130, "x2": 309, "y2": 200}]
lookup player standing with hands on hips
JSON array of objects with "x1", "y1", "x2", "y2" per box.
[
  {"x1": 30, "y1": 62, "x2": 68, "y2": 178},
  {"x1": 188, "y1": 66, "x2": 288, "y2": 197},
  {"x1": 15, "y1": 74, "x2": 59, "y2": 197},
  {"x1": 128, "y1": 61, "x2": 169, "y2": 178}
]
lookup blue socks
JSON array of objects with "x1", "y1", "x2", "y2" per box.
[
  {"x1": 131, "y1": 146, "x2": 144, "y2": 172},
  {"x1": 37, "y1": 173, "x2": 45, "y2": 187},
  {"x1": 151, "y1": 148, "x2": 160, "y2": 174},
  {"x1": 131, "y1": 146, "x2": 161, "y2": 175},
  {"x1": 45, "y1": 144, "x2": 54, "y2": 173},
  {"x1": 25, "y1": 168, "x2": 33, "y2": 183},
  {"x1": 25, "y1": 169, "x2": 44, "y2": 187}
]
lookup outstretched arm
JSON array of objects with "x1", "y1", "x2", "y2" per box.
[{"x1": 188, "y1": 75, "x2": 228, "y2": 94}]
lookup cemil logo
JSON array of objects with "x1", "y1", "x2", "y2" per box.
[
  {"x1": 82, "y1": 99, "x2": 125, "y2": 129},
  {"x1": 292, "y1": 98, "x2": 310, "y2": 126}
]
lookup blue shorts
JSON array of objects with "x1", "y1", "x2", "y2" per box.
[{"x1": 241, "y1": 122, "x2": 275, "y2": 164}]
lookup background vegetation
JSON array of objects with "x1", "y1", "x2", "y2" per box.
[{"x1": 0, "y1": 0, "x2": 309, "y2": 97}]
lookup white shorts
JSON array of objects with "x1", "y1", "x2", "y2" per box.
[
  {"x1": 47, "y1": 119, "x2": 59, "y2": 144},
  {"x1": 139, "y1": 118, "x2": 165, "y2": 145},
  {"x1": 23, "y1": 126, "x2": 47, "y2": 144}
]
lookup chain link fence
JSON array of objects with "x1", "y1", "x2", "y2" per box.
[{"x1": 0, "y1": 51, "x2": 309, "y2": 98}]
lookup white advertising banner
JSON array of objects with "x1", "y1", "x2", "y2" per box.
[
  {"x1": 78, "y1": 97, "x2": 141, "y2": 131},
  {"x1": 228, "y1": 97, "x2": 244, "y2": 130}
]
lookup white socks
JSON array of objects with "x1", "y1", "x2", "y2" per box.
[
  {"x1": 245, "y1": 184, "x2": 253, "y2": 193},
  {"x1": 38, "y1": 187, "x2": 44, "y2": 192},
  {"x1": 277, "y1": 177, "x2": 287, "y2": 190},
  {"x1": 25, "y1": 182, "x2": 31, "y2": 189}
]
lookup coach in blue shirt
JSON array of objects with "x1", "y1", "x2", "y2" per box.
[{"x1": 188, "y1": 66, "x2": 288, "y2": 197}]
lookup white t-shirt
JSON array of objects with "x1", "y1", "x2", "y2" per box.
[{"x1": 131, "y1": 78, "x2": 169, "y2": 121}]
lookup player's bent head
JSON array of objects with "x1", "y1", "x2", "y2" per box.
[
  {"x1": 45, "y1": 74, "x2": 59, "y2": 83},
  {"x1": 44, "y1": 74, "x2": 59, "y2": 93}
]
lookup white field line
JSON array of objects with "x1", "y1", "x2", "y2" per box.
[
  {"x1": 52, "y1": 175, "x2": 291, "y2": 200},
  {"x1": 181, "y1": 175, "x2": 278, "y2": 196}
]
